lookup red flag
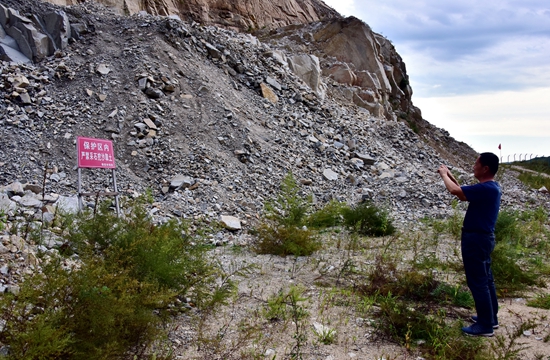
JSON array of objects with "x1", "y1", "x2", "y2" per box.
[{"x1": 498, "y1": 144, "x2": 501, "y2": 150}]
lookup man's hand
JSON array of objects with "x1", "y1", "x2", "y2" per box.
[
  {"x1": 438, "y1": 164, "x2": 450, "y2": 177},
  {"x1": 438, "y1": 164, "x2": 466, "y2": 201}
]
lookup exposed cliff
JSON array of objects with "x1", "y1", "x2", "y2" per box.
[{"x1": 41, "y1": 0, "x2": 340, "y2": 30}]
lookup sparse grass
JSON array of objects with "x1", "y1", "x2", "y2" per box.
[
  {"x1": 527, "y1": 293, "x2": 550, "y2": 309},
  {"x1": 374, "y1": 293, "x2": 485, "y2": 360},
  {"x1": 358, "y1": 255, "x2": 473, "y2": 308},
  {"x1": 263, "y1": 285, "x2": 309, "y2": 359},
  {"x1": 484, "y1": 321, "x2": 533, "y2": 359},
  {"x1": 517, "y1": 171, "x2": 550, "y2": 190},
  {"x1": 431, "y1": 283, "x2": 475, "y2": 308},
  {"x1": 492, "y1": 208, "x2": 548, "y2": 295},
  {"x1": 0, "y1": 210, "x2": 6, "y2": 231},
  {"x1": 313, "y1": 323, "x2": 337, "y2": 345}
]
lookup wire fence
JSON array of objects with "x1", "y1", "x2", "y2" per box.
[{"x1": 500, "y1": 154, "x2": 548, "y2": 164}]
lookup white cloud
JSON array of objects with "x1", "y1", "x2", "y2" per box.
[
  {"x1": 415, "y1": 88, "x2": 550, "y2": 136},
  {"x1": 322, "y1": 3, "x2": 550, "y2": 95},
  {"x1": 320, "y1": 0, "x2": 550, "y2": 155},
  {"x1": 414, "y1": 88, "x2": 550, "y2": 155}
]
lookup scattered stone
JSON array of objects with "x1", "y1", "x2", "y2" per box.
[
  {"x1": 323, "y1": 168, "x2": 338, "y2": 181},
  {"x1": 220, "y1": 215, "x2": 241, "y2": 231},
  {"x1": 145, "y1": 87, "x2": 163, "y2": 98},
  {"x1": 96, "y1": 63, "x2": 111, "y2": 75},
  {"x1": 170, "y1": 175, "x2": 194, "y2": 190},
  {"x1": 265, "y1": 349, "x2": 276, "y2": 357},
  {"x1": 260, "y1": 83, "x2": 278, "y2": 104}
]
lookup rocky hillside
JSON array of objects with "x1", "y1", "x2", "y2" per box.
[
  {"x1": 0, "y1": 0, "x2": 547, "y2": 231},
  {"x1": 1, "y1": 2, "x2": 550, "y2": 358}
]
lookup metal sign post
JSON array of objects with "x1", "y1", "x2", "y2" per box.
[{"x1": 76, "y1": 136, "x2": 120, "y2": 215}]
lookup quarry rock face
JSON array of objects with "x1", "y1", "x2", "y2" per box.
[
  {"x1": 0, "y1": 3, "x2": 73, "y2": 63},
  {"x1": 313, "y1": 17, "x2": 417, "y2": 119},
  {"x1": 41, "y1": 0, "x2": 340, "y2": 30},
  {"x1": 261, "y1": 16, "x2": 421, "y2": 124}
]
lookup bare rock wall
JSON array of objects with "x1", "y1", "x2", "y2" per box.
[{"x1": 40, "y1": 0, "x2": 340, "y2": 30}]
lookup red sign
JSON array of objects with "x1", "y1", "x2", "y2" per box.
[{"x1": 77, "y1": 136, "x2": 116, "y2": 169}]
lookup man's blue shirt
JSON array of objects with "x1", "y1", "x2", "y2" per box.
[{"x1": 461, "y1": 181, "x2": 501, "y2": 234}]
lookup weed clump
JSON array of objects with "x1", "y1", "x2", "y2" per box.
[
  {"x1": 341, "y1": 201, "x2": 395, "y2": 236},
  {"x1": 305, "y1": 199, "x2": 346, "y2": 229},
  {"x1": 527, "y1": 293, "x2": 550, "y2": 309},
  {"x1": 375, "y1": 294, "x2": 484, "y2": 359},
  {"x1": 518, "y1": 172, "x2": 550, "y2": 190},
  {"x1": 359, "y1": 256, "x2": 473, "y2": 308},
  {"x1": 263, "y1": 285, "x2": 310, "y2": 358},
  {"x1": 492, "y1": 209, "x2": 546, "y2": 295},
  {"x1": 253, "y1": 173, "x2": 321, "y2": 256},
  {"x1": 254, "y1": 222, "x2": 319, "y2": 257}
]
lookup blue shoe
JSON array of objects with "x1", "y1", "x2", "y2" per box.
[
  {"x1": 471, "y1": 315, "x2": 499, "y2": 329},
  {"x1": 462, "y1": 323, "x2": 494, "y2": 337}
]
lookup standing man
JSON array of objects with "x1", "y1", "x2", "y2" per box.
[{"x1": 438, "y1": 153, "x2": 501, "y2": 337}]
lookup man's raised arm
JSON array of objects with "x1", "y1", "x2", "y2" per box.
[{"x1": 438, "y1": 165, "x2": 467, "y2": 201}]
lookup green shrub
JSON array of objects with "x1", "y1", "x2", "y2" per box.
[
  {"x1": 492, "y1": 209, "x2": 546, "y2": 295},
  {"x1": 491, "y1": 242, "x2": 539, "y2": 295},
  {"x1": 263, "y1": 285, "x2": 309, "y2": 359},
  {"x1": 305, "y1": 200, "x2": 346, "y2": 229},
  {"x1": 0, "y1": 199, "x2": 230, "y2": 359},
  {"x1": 431, "y1": 283, "x2": 475, "y2": 308},
  {"x1": 264, "y1": 172, "x2": 310, "y2": 228},
  {"x1": 341, "y1": 201, "x2": 395, "y2": 236},
  {"x1": 360, "y1": 256, "x2": 473, "y2": 308},
  {"x1": 0, "y1": 210, "x2": 6, "y2": 231},
  {"x1": 253, "y1": 222, "x2": 320, "y2": 257},
  {"x1": 495, "y1": 209, "x2": 523, "y2": 245},
  {"x1": 253, "y1": 173, "x2": 320, "y2": 257}
]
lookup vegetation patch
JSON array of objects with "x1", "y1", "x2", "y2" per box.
[
  {"x1": 341, "y1": 201, "x2": 396, "y2": 236},
  {"x1": 0, "y1": 199, "x2": 232, "y2": 360},
  {"x1": 527, "y1": 293, "x2": 550, "y2": 310}
]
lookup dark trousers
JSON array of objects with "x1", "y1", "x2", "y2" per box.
[{"x1": 461, "y1": 231, "x2": 498, "y2": 328}]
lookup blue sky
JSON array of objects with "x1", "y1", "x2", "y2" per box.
[{"x1": 321, "y1": 0, "x2": 550, "y2": 160}]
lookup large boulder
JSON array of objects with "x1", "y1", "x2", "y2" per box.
[
  {"x1": 322, "y1": 62, "x2": 356, "y2": 86},
  {"x1": 0, "y1": 4, "x2": 74, "y2": 63},
  {"x1": 313, "y1": 17, "x2": 392, "y2": 94},
  {"x1": 4, "y1": 7, "x2": 50, "y2": 62},
  {"x1": 287, "y1": 54, "x2": 326, "y2": 99}
]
